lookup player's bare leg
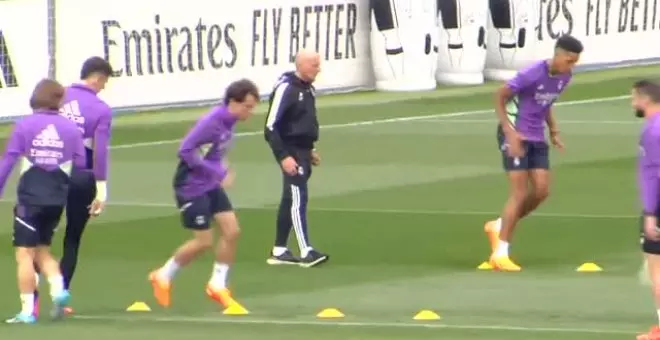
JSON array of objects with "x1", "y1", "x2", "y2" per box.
[
  {"x1": 9, "y1": 246, "x2": 69, "y2": 323},
  {"x1": 35, "y1": 247, "x2": 70, "y2": 319},
  {"x1": 637, "y1": 254, "x2": 660, "y2": 340},
  {"x1": 485, "y1": 169, "x2": 549, "y2": 255},
  {"x1": 488, "y1": 170, "x2": 528, "y2": 271},
  {"x1": 8, "y1": 248, "x2": 39, "y2": 323},
  {"x1": 149, "y1": 231, "x2": 213, "y2": 307},
  {"x1": 524, "y1": 169, "x2": 550, "y2": 215},
  {"x1": 206, "y1": 211, "x2": 244, "y2": 309}
]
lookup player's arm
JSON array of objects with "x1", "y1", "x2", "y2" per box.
[
  {"x1": 178, "y1": 123, "x2": 227, "y2": 181},
  {"x1": 264, "y1": 82, "x2": 295, "y2": 161},
  {"x1": 495, "y1": 70, "x2": 536, "y2": 134},
  {"x1": 545, "y1": 109, "x2": 559, "y2": 135},
  {"x1": 642, "y1": 130, "x2": 660, "y2": 221},
  {"x1": 0, "y1": 124, "x2": 24, "y2": 197},
  {"x1": 93, "y1": 107, "x2": 112, "y2": 202}
]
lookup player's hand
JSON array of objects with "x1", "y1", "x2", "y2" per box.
[
  {"x1": 644, "y1": 216, "x2": 660, "y2": 241},
  {"x1": 550, "y1": 131, "x2": 564, "y2": 152},
  {"x1": 88, "y1": 199, "x2": 105, "y2": 217},
  {"x1": 311, "y1": 150, "x2": 321, "y2": 166},
  {"x1": 504, "y1": 130, "x2": 525, "y2": 158},
  {"x1": 221, "y1": 168, "x2": 235, "y2": 188},
  {"x1": 280, "y1": 156, "x2": 299, "y2": 176}
]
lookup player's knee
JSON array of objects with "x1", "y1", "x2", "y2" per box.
[
  {"x1": 14, "y1": 247, "x2": 36, "y2": 265},
  {"x1": 533, "y1": 186, "x2": 550, "y2": 201},
  {"x1": 34, "y1": 249, "x2": 56, "y2": 267},
  {"x1": 224, "y1": 224, "x2": 241, "y2": 242},
  {"x1": 509, "y1": 187, "x2": 527, "y2": 202},
  {"x1": 193, "y1": 230, "x2": 214, "y2": 250},
  {"x1": 652, "y1": 281, "x2": 660, "y2": 298},
  {"x1": 214, "y1": 211, "x2": 240, "y2": 242}
]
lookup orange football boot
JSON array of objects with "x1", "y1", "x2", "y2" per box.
[
  {"x1": 638, "y1": 326, "x2": 660, "y2": 340},
  {"x1": 149, "y1": 271, "x2": 171, "y2": 308},
  {"x1": 206, "y1": 285, "x2": 241, "y2": 309},
  {"x1": 489, "y1": 254, "x2": 522, "y2": 272}
]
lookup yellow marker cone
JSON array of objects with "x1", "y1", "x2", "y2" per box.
[
  {"x1": 477, "y1": 261, "x2": 493, "y2": 270},
  {"x1": 576, "y1": 262, "x2": 603, "y2": 272},
  {"x1": 126, "y1": 301, "x2": 151, "y2": 312},
  {"x1": 223, "y1": 304, "x2": 249, "y2": 315},
  {"x1": 413, "y1": 310, "x2": 441, "y2": 321},
  {"x1": 317, "y1": 308, "x2": 345, "y2": 319}
]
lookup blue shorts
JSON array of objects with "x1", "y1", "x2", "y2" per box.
[
  {"x1": 175, "y1": 187, "x2": 232, "y2": 230},
  {"x1": 13, "y1": 204, "x2": 63, "y2": 247},
  {"x1": 496, "y1": 125, "x2": 550, "y2": 171}
]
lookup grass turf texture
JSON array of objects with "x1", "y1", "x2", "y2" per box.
[{"x1": 0, "y1": 65, "x2": 659, "y2": 339}]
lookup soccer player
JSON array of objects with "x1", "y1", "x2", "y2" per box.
[
  {"x1": 631, "y1": 79, "x2": 660, "y2": 340},
  {"x1": 484, "y1": 35, "x2": 583, "y2": 271},
  {"x1": 2, "y1": 79, "x2": 86, "y2": 324},
  {"x1": 34, "y1": 56, "x2": 113, "y2": 316},
  {"x1": 264, "y1": 50, "x2": 329, "y2": 268},
  {"x1": 149, "y1": 79, "x2": 259, "y2": 310}
]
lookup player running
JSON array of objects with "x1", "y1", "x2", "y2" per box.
[
  {"x1": 632, "y1": 80, "x2": 660, "y2": 340},
  {"x1": 34, "y1": 56, "x2": 114, "y2": 316},
  {"x1": 3, "y1": 79, "x2": 86, "y2": 324},
  {"x1": 149, "y1": 79, "x2": 259, "y2": 311},
  {"x1": 484, "y1": 35, "x2": 583, "y2": 271}
]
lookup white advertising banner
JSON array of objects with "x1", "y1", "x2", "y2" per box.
[
  {"x1": 369, "y1": 0, "x2": 438, "y2": 91},
  {"x1": 485, "y1": 0, "x2": 660, "y2": 80},
  {"x1": 435, "y1": 0, "x2": 489, "y2": 85},
  {"x1": 55, "y1": 0, "x2": 373, "y2": 109},
  {"x1": 0, "y1": 0, "x2": 50, "y2": 119},
  {"x1": 1, "y1": 0, "x2": 659, "y2": 116}
]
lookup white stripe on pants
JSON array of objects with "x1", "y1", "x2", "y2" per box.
[{"x1": 290, "y1": 184, "x2": 309, "y2": 252}]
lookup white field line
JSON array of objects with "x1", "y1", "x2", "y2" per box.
[
  {"x1": 110, "y1": 95, "x2": 629, "y2": 150},
  {"x1": 72, "y1": 314, "x2": 636, "y2": 335},
  {"x1": 421, "y1": 118, "x2": 640, "y2": 125},
  {"x1": 23, "y1": 199, "x2": 629, "y2": 219}
]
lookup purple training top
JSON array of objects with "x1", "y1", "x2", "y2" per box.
[
  {"x1": 638, "y1": 113, "x2": 660, "y2": 216},
  {"x1": 173, "y1": 105, "x2": 237, "y2": 199},
  {"x1": 0, "y1": 111, "x2": 86, "y2": 206},
  {"x1": 60, "y1": 84, "x2": 112, "y2": 181},
  {"x1": 505, "y1": 60, "x2": 572, "y2": 142}
]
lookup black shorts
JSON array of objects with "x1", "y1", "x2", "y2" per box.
[
  {"x1": 641, "y1": 216, "x2": 660, "y2": 255},
  {"x1": 175, "y1": 187, "x2": 232, "y2": 230},
  {"x1": 13, "y1": 204, "x2": 64, "y2": 247},
  {"x1": 496, "y1": 125, "x2": 550, "y2": 171}
]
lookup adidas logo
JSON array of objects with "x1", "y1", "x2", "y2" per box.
[{"x1": 32, "y1": 124, "x2": 64, "y2": 148}]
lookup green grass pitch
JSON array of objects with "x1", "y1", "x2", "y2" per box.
[{"x1": 0, "y1": 65, "x2": 658, "y2": 339}]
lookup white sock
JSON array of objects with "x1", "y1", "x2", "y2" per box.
[
  {"x1": 35, "y1": 274, "x2": 40, "y2": 288},
  {"x1": 495, "y1": 240, "x2": 509, "y2": 257},
  {"x1": 48, "y1": 275, "x2": 64, "y2": 297},
  {"x1": 301, "y1": 247, "x2": 313, "y2": 258},
  {"x1": 209, "y1": 263, "x2": 229, "y2": 289},
  {"x1": 494, "y1": 218, "x2": 502, "y2": 232},
  {"x1": 272, "y1": 247, "x2": 287, "y2": 256},
  {"x1": 656, "y1": 309, "x2": 660, "y2": 325},
  {"x1": 20, "y1": 294, "x2": 34, "y2": 315},
  {"x1": 158, "y1": 257, "x2": 180, "y2": 281}
]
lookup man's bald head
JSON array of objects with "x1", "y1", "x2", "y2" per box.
[{"x1": 294, "y1": 49, "x2": 321, "y2": 83}]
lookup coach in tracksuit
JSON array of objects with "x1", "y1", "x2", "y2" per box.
[{"x1": 264, "y1": 50, "x2": 329, "y2": 268}]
